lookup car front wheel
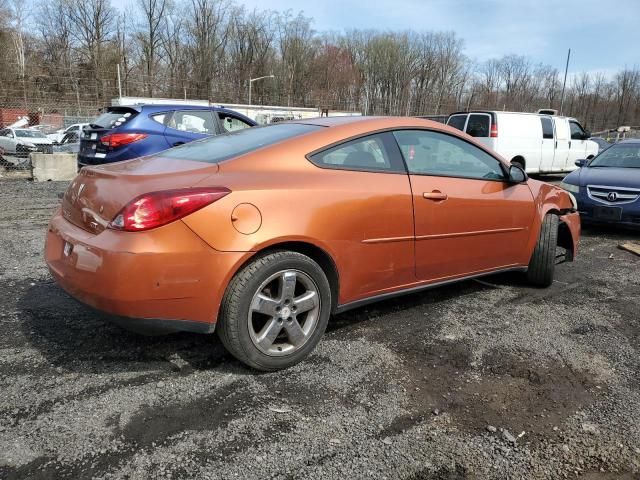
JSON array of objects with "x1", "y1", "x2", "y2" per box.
[
  {"x1": 526, "y1": 213, "x2": 559, "y2": 287},
  {"x1": 217, "y1": 251, "x2": 331, "y2": 371}
]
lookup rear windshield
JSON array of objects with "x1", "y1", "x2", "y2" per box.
[
  {"x1": 161, "y1": 123, "x2": 323, "y2": 163},
  {"x1": 90, "y1": 108, "x2": 137, "y2": 129},
  {"x1": 466, "y1": 114, "x2": 490, "y2": 137},
  {"x1": 447, "y1": 115, "x2": 467, "y2": 131}
]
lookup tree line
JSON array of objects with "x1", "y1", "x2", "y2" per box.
[{"x1": 0, "y1": 0, "x2": 638, "y2": 131}]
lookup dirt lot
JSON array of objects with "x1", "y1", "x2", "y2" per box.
[{"x1": 0, "y1": 179, "x2": 639, "y2": 480}]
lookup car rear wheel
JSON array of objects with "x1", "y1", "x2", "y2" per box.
[
  {"x1": 526, "y1": 213, "x2": 559, "y2": 287},
  {"x1": 217, "y1": 251, "x2": 331, "y2": 371}
]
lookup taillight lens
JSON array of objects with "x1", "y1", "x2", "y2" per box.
[
  {"x1": 100, "y1": 133, "x2": 148, "y2": 148},
  {"x1": 490, "y1": 123, "x2": 498, "y2": 138},
  {"x1": 109, "y1": 187, "x2": 231, "y2": 232}
]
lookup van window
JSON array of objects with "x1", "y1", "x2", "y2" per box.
[
  {"x1": 466, "y1": 114, "x2": 490, "y2": 137},
  {"x1": 540, "y1": 117, "x2": 554, "y2": 139},
  {"x1": 569, "y1": 120, "x2": 587, "y2": 140},
  {"x1": 447, "y1": 115, "x2": 467, "y2": 131}
]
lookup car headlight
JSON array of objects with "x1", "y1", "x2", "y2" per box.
[{"x1": 559, "y1": 181, "x2": 580, "y2": 194}]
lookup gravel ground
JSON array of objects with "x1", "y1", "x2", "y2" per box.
[{"x1": 0, "y1": 178, "x2": 639, "y2": 480}]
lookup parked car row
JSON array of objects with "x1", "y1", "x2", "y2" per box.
[{"x1": 0, "y1": 127, "x2": 54, "y2": 156}]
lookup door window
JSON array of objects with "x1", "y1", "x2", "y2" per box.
[
  {"x1": 310, "y1": 133, "x2": 401, "y2": 172},
  {"x1": 150, "y1": 113, "x2": 169, "y2": 126},
  {"x1": 569, "y1": 121, "x2": 586, "y2": 140},
  {"x1": 465, "y1": 114, "x2": 490, "y2": 137},
  {"x1": 540, "y1": 117, "x2": 554, "y2": 139},
  {"x1": 218, "y1": 113, "x2": 252, "y2": 133},
  {"x1": 446, "y1": 114, "x2": 467, "y2": 131},
  {"x1": 168, "y1": 110, "x2": 216, "y2": 134},
  {"x1": 393, "y1": 130, "x2": 505, "y2": 180},
  {"x1": 0, "y1": 129, "x2": 10, "y2": 137}
]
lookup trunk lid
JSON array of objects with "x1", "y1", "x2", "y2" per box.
[{"x1": 61, "y1": 156, "x2": 219, "y2": 234}]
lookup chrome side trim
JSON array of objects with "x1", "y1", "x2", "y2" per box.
[{"x1": 334, "y1": 265, "x2": 527, "y2": 314}]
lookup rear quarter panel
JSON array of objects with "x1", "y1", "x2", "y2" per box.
[{"x1": 181, "y1": 135, "x2": 417, "y2": 304}]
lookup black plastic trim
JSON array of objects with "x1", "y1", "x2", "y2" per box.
[{"x1": 334, "y1": 266, "x2": 527, "y2": 314}]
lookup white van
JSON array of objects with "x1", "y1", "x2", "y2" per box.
[{"x1": 446, "y1": 110, "x2": 599, "y2": 174}]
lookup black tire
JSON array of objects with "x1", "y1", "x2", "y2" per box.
[
  {"x1": 217, "y1": 251, "x2": 331, "y2": 371},
  {"x1": 527, "y1": 214, "x2": 559, "y2": 287}
]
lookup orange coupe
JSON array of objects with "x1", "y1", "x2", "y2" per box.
[{"x1": 45, "y1": 117, "x2": 580, "y2": 370}]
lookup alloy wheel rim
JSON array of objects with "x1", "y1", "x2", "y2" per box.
[{"x1": 247, "y1": 269, "x2": 321, "y2": 357}]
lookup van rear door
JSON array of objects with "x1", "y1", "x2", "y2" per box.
[
  {"x1": 539, "y1": 116, "x2": 555, "y2": 172},
  {"x1": 446, "y1": 114, "x2": 468, "y2": 132},
  {"x1": 552, "y1": 118, "x2": 570, "y2": 171},
  {"x1": 464, "y1": 113, "x2": 492, "y2": 149}
]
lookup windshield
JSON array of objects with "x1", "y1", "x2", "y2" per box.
[
  {"x1": 15, "y1": 130, "x2": 47, "y2": 138},
  {"x1": 589, "y1": 143, "x2": 640, "y2": 168},
  {"x1": 161, "y1": 123, "x2": 323, "y2": 164},
  {"x1": 90, "y1": 108, "x2": 137, "y2": 129}
]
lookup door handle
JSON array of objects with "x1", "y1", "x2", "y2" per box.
[
  {"x1": 172, "y1": 141, "x2": 185, "y2": 147},
  {"x1": 423, "y1": 191, "x2": 448, "y2": 201}
]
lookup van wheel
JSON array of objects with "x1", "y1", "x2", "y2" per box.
[
  {"x1": 217, "y1": 251, "x2": 331, "y2": 371},
  {"x1": 527, "y1": 214, "x2": 559, "y2": 287},
  {"x1": 511, "y1": 157, "x2": 525, "y2": 170}
]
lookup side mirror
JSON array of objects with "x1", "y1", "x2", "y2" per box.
[
  {"x1": 575, "y1": 159, "x2": 588, "y2": 167},
  {"x1": 508, "y1": 164, "x2": 527, "y2": 183}
]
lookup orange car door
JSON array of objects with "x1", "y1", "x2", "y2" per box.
[{"x1": 392, "y1": 130, "x2": 535, "y2": 281}]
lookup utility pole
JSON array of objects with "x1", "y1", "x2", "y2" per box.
[
  {"x1": 559, "y1": 48, "x2": 571, "y2": 115},
  {"x1": 249, "y1": 75, "x2": 275, "y2": 105},
  {"x1": 117, "y1": 64, "x2": 123, "y2": 101}
]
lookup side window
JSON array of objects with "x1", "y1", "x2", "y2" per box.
[
  {"x1": 393, "y1": 130, "x2": 505, "y2": 180},
  {"x1": 0, "y1": 129, "x2": 8, "y2": 137},
  {"x1": 218, "y1": 113, "x2": 252, "y2": 133},
  {"x1": 168, "y1": 110, "x2": 216, "y2": 134},
  {"x1": 569, "y1": 121, "x2": 586, "y2": 140},
  {"x1": 150, "y1": 113, "x2": 169, "y2": 126},
  {"x1": 465, "y1": 114, "x2": 490, "y2": 137},
  {"x1": 541, "y1": 117, "x2": 554, "y2": 139},
  {"x1": 447, "y1": 114, "x2": 467, "y2": 131},
  {"x1": 61, "y1": 132, "x2": 79, "y2": 144},
  {"x1": 310, "y1": 133, "x2": 398, "y2": 172}
]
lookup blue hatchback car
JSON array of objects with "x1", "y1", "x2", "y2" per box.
[
  {"x1": 560, "y1": 139, "x2": 640, "y2": 228},
  {"x1": 78, "y1": 104, "x2": 257, "y2": 166}
]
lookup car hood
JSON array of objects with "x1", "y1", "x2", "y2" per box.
[{"x1": 574, "y1": 167, "x2": 640, "y2": 188}]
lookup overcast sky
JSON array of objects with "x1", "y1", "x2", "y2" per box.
[
  {"x1": 116, "y1": 0, "x2": 639, "y2": 74},
  {"x1": 244, "y1": 0, "x2": 639, "y2": 72}
]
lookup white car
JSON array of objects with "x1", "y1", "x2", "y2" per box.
[
  {"x1": 47, "y1": 123, "x2": 90, "y2": 144},
  {"x1": 0, "y1": 128, "x2": 54, "y2": 156},
  {"x1": 446, "y1": 110, "x2": 599, "y2": 174}
]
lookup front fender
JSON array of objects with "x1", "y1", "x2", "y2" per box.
[{"x1": 526, "y1": 180, "x2": 580, "y2": 260}]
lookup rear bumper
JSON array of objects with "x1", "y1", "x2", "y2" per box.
[{"x1": 45, "y1": 210, "x2": 250, "y2": 333}]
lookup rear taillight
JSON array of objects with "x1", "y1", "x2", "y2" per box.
[
  {"x1": 109, "y1": 187, "x2": 230, "y2": 232},
  {"x1": 100, "y1": 133, "x2": 148, "y2": 148},
  {"x1": 490, "y1": 122, "x2": 498, "y2": 138}
]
